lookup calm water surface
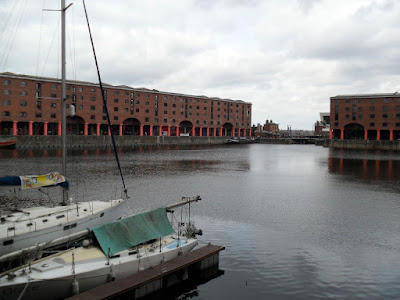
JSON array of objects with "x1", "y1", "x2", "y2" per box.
[{"x1": 1, "y1": 144, "x2": 400, "y2": 299}]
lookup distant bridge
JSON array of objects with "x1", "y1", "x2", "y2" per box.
[{"x1": 291, "y1": 137, "x2": 317, "y2": 144}]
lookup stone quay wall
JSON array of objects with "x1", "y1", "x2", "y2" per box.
[
  {"x1": 322, "y1": 139, "x2": 400, "y2": 151},
  {"x1": 13, "y1": 135, "x2": 229, "y2": 150},
  {"x1": 257, "y1": 138, "x2": 293, "y2": 144}
]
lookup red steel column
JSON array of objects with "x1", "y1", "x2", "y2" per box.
[
  {"x1": 108, "y1": 127, "x2": 111, "y2": 136},
  {"x1": 364, "y1": 129, "x2": 368, "y2": 141},
  {"x1": 238, "y1": 128, "x2": 241, "y2": 137},
  {"x1": 119, "y1": 124, "x2": 123, "y2": 136},
  {"x1": 192, "y1": 127, "x2": 195, "y2": 136},
  {"x1": 167, "y1": 126, "x2": 171, "y2": 137},
  {"x1": 13, "y1": 121, "x2": 18, "y2": 136},
  {"x1": 97, "y1": 123, "x2": 101, "y2": 136},
  {"x1": 243, "y1": 129, "x2": 246, "y2": 137},
  {"x1": 58, "y1": 122, "x2": 62, "y2": 136},
  {"x1": 220, "y1": 127, "x2": 223, "y2": 136},
  {"x1": 340, "y1": 129, "x2": 344, "y2": 140},
  {"x1": 213, "y1": 128, "x2": 216, "y2": 136},
  {"x1": 232, "y1": 128, "x2": 235, "y2": 137},
  {"x1": 390, "y1": 130, "x2": 393, "y2": 141},
  {"x1": 44, "y1": 122, "x2": 48, "y2": 136},
  {"x1": 330, "y1": 129, "x2": 333, "y2": 139},
  {"x1": 150, "y1": 125, "x2": 153, "y2": 136},
  {"x1": 140, "y1": 124, "x2": 144, "y2": 136},
  {"x1": 377, "y1": 130, "x2": 380, "y2": 141},
  {"x1": 206, "y1": 127, "x2": 209, "y2": 137},
  {"x1": 199, "y1": 127, "x2": 203, "y2": 137},
  {"x1": 159, "y1": 126, "x2": 162, "y2": 136},
  {"x1": 84, "y1": 123, "x2": 88, "y2": 136},
  {"x1": 28, "y1": 121, "x2": 33, "y2": 136},
  {"x1": 176, "y1": 126, "x2": 179, "y2": 136}
]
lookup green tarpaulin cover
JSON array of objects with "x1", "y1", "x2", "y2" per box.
[{"x1": 92, "y1": 207, "x2": 175, "y2": 256}]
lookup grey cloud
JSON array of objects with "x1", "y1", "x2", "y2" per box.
[{"x1": 297, "y1": 0, "x2": 322, "y2": 14}]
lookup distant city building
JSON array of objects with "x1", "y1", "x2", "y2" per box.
[
  {"x1": 0, "y1": 72, "x2": 252, "y2": 137},
  {"x1": 253, "y1": 119, "x2": 280, "y2": 138},
  {"x1": 330, "y1": 93, "x2": 400, "y2": 140},
  {"x1": 315, "y1": 112, "x2": 330, "y2": 137}
]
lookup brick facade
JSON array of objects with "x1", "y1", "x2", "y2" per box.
[
  {"x1": 330, "y1": 93, "x2": 400, "y2": 140},
  {"x1": 0, "y1": 72, "x2": 252, "y2": 137}
]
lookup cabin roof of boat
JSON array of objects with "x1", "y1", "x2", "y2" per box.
[{"x1": 92, "y1": 207, "x2": 175, "y2": 256}]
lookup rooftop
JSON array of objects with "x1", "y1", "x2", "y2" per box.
[
  {"x1": 0, "y1": 72, "x2": 251, "y2": 105},
  {"x1": 331, "y1": 93, "x2": 400, "y2": 99}
]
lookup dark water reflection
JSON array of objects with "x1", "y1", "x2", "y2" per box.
[{"x1": 1, "y1": 144, "x2": 400, "y2": 299}]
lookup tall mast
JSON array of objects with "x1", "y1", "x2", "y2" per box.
[{"x1": 61, "y1": 0, "x2": 68, "y2": 205}]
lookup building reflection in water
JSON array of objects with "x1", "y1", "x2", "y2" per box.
[
  {"x1": 328, "y1": 156, "x2": 399, "y2": 181},
  {"x1": 0, "y1": 144, "x2": 249, "y2": 175}
]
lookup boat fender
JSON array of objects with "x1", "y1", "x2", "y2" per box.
[
  {"x1": 72, "y1": 279, "x2": 79, "y2": 295},
  {"x1": 7, "y1": 272, "x2": 16, "y2": 280},
  {"x1": 82, "y1": 239, "x2": 90, "y2": 248},
  {"x1": 195, "y1": 229, "x2": 203, "y2": 236},
  {"x1": 107, "y1": 270, "x2": 116, "y2": 282}
]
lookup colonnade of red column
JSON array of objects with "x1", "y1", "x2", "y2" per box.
[
  {"x1": 330, "y1": 129, "x2": 395, "y2": 141},
  {"x1": 6, "y1": 122, "x2": 252, "y2": 138}
]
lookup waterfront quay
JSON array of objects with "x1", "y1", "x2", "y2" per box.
[
  {"x1": 10, "y1": 135, "x2": 400, "y2": 150},
  {"x1": 322, "y1": 139, "x2": 400, "y2": 151},
  {"x1": 11, "y1": 135, "x2": 228, "y2": 150},
  {"x1": 10, "y1": 136, "x2": 325, "y2": 149}
]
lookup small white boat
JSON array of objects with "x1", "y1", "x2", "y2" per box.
[
  {"x1": 0, "y1": 173, "x2": 126, "y2": 259},
  {"x1": 0, "y1": 195, "x2": 125, "y2": 257},
  {"x1": 0, "y1": 204, "x2": 200, "y2": 300},
  {"x1": 0, "y1": 137, "x2": 16, "y2": 149}
]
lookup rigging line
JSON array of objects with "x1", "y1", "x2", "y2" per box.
[
  {"x1": 1, "y1": 0, "x2": 28, "y2": 71},
  {"x1": 56, "y1": 0, "x2": 60, "y2": 80},
  {"x1": 0, "y1": 0, "x2": 19, "y2": 45},
  {"x1": 67, "y1": 26, "x2": 76, "y2": 80},
  {"x1": 36, "y1": 0, "x2": 47, "y2": 76},
  {"x1": 40, "y1": 18, "x2": 60, "y2": 77},
  {"x1": 0, "y1": 0, "x2": 19, "y2": 66},
  {"x1": 72, "y1": 3, "x2": 76, "y2": 80},
  {"x1": 82, "y1": 0, "x2": 127, "y2": 194}
]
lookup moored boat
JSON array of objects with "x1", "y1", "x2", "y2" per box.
[
  {"x1": 0, "y1": 201, "x2": 201, "y2": 300},
  {"x1": 0, "y1": 137, "x2": 16, "y2": 149}
]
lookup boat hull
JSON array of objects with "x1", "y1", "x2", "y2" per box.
[
  {"x1": 0, "y1": 238, "x2": 198, "y2": 300},
  {"x1": 0, "y1": 138, "x2": 16, "y2": 149},
  {"x1": 0, "y1": 199, "x2": 126, "y2": 257}
]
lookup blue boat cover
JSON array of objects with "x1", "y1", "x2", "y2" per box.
[
  {"x1": 92, "y1": 207, "x2": 175, "y2": 256},
  {"x1": 0, "y1": 176, "x2": 21, "y2": 186}
]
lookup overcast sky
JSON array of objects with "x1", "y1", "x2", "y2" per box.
[{"x1": 1, "y1": 0, "x2": 400, "y2": 130}]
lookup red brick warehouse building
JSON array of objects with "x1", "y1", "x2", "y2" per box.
[
  {"x1": 330, "y1": 93, "x2": 400, "y2": 141},
  {"x1": 0, "y1": 72, "x2": 252, "y2": 138}
]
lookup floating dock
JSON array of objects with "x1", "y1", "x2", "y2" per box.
[{"x1": 67, "y1": 244, "x2": 225, "y2": 300}]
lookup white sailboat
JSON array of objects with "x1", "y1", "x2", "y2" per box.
[
  {"x1": 0, "y1": 1, "x2": 127, "y2": 260},
  {"x1": 0, "y1": 197, "x2": 202, "y2": 300}
]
